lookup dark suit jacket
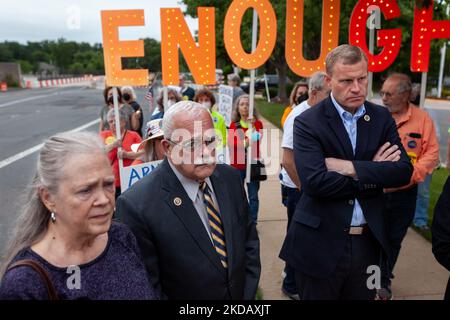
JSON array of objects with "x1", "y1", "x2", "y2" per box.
[
  {"x1": 432, "y1": 176, "x2": 450, "y2": 300},
  {"x1": 280, "y1": 97, "x2": 413, "y2": 279},
  {"x1": 116, "y1": 159, "x2": 261, "y2": 300}
]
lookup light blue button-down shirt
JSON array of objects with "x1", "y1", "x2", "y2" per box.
[{"x1": 330, "y1": 93, "x2": 367, "y2": 226}]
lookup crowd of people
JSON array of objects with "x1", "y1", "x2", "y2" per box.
[{"x1": 0, "y1": 45, "x2": 449, "y2": 301}]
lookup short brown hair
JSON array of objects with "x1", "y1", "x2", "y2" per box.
[
  {"x1": 194, "y1": 88, "x2": 216, "y2": 106},
  {"x1": 103, "y1": 86, "x2": 123, "y2": 105},
  {"x1": 326, "y1": 45, "x2": 368, "y2": 75}
]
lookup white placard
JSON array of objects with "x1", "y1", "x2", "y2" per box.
[
  {"x1": 120, "y1": 160, "x2": 162, "y2": 192},
  {"x1": 218, "y1": 84, "x2": 234, "y2": 127}
]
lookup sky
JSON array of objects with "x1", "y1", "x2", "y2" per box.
[{"x1": 0, "y1": 0, "x2": 199, "y2": 44}]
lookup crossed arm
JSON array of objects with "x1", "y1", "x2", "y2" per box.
[
  {"x1": 294, "y1": 115, "x2": 413, "y2": 199},
  {"x1": 325, "y1": 141, "x2": 402, "y2": 179}
]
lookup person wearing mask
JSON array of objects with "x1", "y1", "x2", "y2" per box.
[
  {"x1": 228, "y1": 94, "x2": 264, "y2": 223},
  {"x1": 379, "y1": 73, "x2": 440, "y2": 300},
  {"x1": 151, "y1": 89, "x2": 182, "y2": 120},
  {"x1": 279, "y1": 71, "x2": 330, "y2": 300},
  {"x1": 99, "y1": 86, "x2": 139, "y2": 133},
  {"x1": 0, "y1": 131, "x2": 157, "y2": 300},
  {"x1": 121, "y1": 86, "x2": 144, "y2": 137},
  {"x1": 280, "y1": 81, "x2": 309, "y2": 128},
  {"x1": 100, "y1": 108, "x2": 143, "y2": 198},
  {"x1": 194, "y1": 89, "x2": 227, "y2": 149}
]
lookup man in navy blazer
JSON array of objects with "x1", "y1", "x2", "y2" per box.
[
  {"x1": 117, "y1": 101, "x2": 260, "y2": 300},
  {"x1": 280, "y1": 45, "x2": 413, "y2": 300}
]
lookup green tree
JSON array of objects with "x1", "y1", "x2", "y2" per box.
[
  {"x1": 17, "y1": 60, "x2": 33, "y2": 74},
  {"x1": 142, "y1": 38, "x2": 162, "y2": 72}
]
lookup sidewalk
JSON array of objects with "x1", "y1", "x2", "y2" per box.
[{"x1": 257, "y1": 117, "x2": 449, "y2": 300}]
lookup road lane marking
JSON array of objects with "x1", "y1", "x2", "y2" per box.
[
  {"x1": 0, "y1": 92, "x2": 59, "y2": 109},
  {"x1": 0, "y1": 119, "x2": 100, "y2": 170}
]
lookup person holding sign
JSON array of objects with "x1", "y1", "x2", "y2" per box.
[
  {"x1": 117, "y1": 101, "x2": 260, "y2": 300},
  {"x1": 0, "y1": 132, "x2": 157, "y2": 300},
  {"x1": 280, "y1": 45, "x2": 413, "y2": 300},
  {"x1": 100, "y1": 108, "x2": 143, "y2": 198},
  {"x1": 131, "y1": 119, "x2": 165, "y2": 165},
  {"x1": 228, "y1": 94, "x2": 264, "y2": 223},
  {"x1": 121, "y1": 86, "x2": 144, "y2": 137}
]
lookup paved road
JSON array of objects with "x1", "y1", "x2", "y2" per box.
[{"x1": 0, "y1": 85, "x2": 154, "y2": 254}]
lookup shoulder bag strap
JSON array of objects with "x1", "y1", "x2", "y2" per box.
[{"x1": 8, "y1": 259, "x2": 59, "y2": 300}]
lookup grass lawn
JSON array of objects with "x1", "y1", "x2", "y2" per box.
[
  {"x1": 414, "y1": 168, "x2": 450, "y2": 241},
  {"x1": 256, "y1": 98, "x2": 286, "y2": 129},
  {"x1": 256, "y1": 99, "x2": 450, "y2": 242}
]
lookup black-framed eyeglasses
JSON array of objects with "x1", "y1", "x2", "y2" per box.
[{"x1": 167, "y1": 136, "x2": 217, "y2": 152}]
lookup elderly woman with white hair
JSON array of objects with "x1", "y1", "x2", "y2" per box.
[
  {"x1": 121, "y1": 86, "x2": 144, "y2": 137},
  {"x1": 0, "y1": 131, "x2": 157, "y2": 300}
]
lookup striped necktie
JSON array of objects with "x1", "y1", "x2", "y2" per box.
[{"x1": 200, "y1": 181, "x2": 228, "y2": 269}]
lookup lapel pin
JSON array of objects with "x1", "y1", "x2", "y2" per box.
[
  {"x1": 364, "y1": 115, "x2": 371, "y2": 122},
  {"x1": 174, "y1": 197, "x2": 182, "y2": 206}
]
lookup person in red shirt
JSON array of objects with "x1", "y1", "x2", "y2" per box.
[
  {"x1": 228, "y1": 94, "x2": 263, "y2": 222},
  {"x1": 100, "y1": 108, "x2": 143, "y2": 198}
]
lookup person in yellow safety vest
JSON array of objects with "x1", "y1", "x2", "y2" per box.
[{"x1": 194, "y1": 89, "x2": 227, "y2": 149}]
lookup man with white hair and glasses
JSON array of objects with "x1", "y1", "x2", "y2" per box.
[{"x1": 116, "y1": 101, "x2": 261, "y2": 300}]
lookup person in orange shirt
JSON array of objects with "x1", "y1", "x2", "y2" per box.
[
  {"x1": 280, "y1": 82, "x2": 309, "y2": 128},
  {"x1": 379, "y1": 73, "x2": 440, "y2": 300},
  {"x1": 100, "y1": 108, "x2": 143, "y2": 198}
]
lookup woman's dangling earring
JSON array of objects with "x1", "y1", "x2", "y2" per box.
[{"x1": 50, "y1": 212, "x2": 56, "y2": 223}]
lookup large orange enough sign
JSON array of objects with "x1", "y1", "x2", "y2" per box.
[
  {"x1": 101, "y1": 10, "x2": 148, "y2": 87},
  {"x1": 101, "y1": 0, "x2": 450, "y2": 86}
]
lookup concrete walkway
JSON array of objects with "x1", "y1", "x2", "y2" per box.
[{"x1": 257, "y1": 118, "x2": 449, "y2": 300}]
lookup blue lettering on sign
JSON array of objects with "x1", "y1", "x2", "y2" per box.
[
  {"x1": 128, "y1": 165, "x2": 157, "y2": 188},
  {"x1": 142, "y1": 166, "x2": 150, "y2": 176},
  {"x1": 128, "y1": 168, "x2": 141, "y2": 187}
]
